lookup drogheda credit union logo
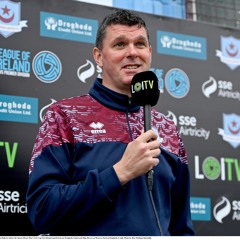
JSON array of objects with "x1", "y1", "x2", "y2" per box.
[
  {"x1": 218, "y1": 113, "x2": 240, "y2": 148},
  {"x1": 190, "y1": 197, "x2": 211, "y2": 221},
  {"x1": 216, "y1": 36, "x2": 240, "y2": 70},
  {"x1": 0, "y1": 94, "x2": 38, "y2": 124},
  {"x1": 157, "y1": 31, "x2": 207, "y2": 60},
  {"x1": 32, "y1": 51, "x2": 62, "y2": 83},
  {"x1": 40, "y1": 11, "x2": 98, "y2": 43},
  {"x1": 165, "y1": 68, "x2": 190, "y2": 98},
  {"x1": 0, "y1": 0, "x2": 28, "y2": 38}
]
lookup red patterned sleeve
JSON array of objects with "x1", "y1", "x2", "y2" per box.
[{"x1": 29, "y1": 103, "x2": 74, "y2": 173}]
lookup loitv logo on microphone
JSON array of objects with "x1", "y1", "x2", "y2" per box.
[{"x1": 131, "y1": 80, "x2": 155, "y2": 93}]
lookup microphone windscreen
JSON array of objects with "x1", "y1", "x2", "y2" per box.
[{"x1": 130, "y1": 71, "x2": 160, "y2": 106}]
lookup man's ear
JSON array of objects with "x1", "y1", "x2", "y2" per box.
[
  {"x1": 149, "y1": 45, "x2": 152, "y2": 65},
  {"x1": 93, "y1": 47, "x2": 103, "y2": 67}
]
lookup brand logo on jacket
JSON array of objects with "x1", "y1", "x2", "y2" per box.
[{"x1": 89, "y1": 122, "x2": 106, "y2": 134}]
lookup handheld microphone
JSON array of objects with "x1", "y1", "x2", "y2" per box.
[
  {"x1": 130, "y1": 71, "x2": 163, "y2": 236},
  {"x1": 130, "y1": 71, "x2": 160, "y2": 132},
  {"x1": 130, "y1": 70, "x2": 160, "y2": 190}
]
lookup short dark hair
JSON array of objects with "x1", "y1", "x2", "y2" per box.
[{"x1": 95, "y1": 9, "x2": 150, "y2": 50}]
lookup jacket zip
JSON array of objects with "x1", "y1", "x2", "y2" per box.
[{"x1": 126, "y1": 98, "x2": 134, "y2": 142}]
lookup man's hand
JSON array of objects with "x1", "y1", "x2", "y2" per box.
[{"x1": 113, "y1": 130, "x2": 161, "y2": 185}]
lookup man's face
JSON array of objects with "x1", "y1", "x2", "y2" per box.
[{"x1": 93, "y1": 24, "x2": 152, "y2": 96}]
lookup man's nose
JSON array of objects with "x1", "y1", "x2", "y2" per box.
[{"x1": 127, "y1": 44, "x2": 138, "y2": 58}]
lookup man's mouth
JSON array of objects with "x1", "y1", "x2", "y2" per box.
[{"x1": 124, "y1": 65, "x2": 140, "y2": 69}]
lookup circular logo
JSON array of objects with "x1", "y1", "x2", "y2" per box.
[
  {"x1": 134, "y1": 82, "x2": 142, "y2": 92},
  {"x1": 165, "y1": 68, "x2": 190, "y2": 98},
  {"x1": 202, "y1": 156, "x2": 221, "y2": 180},
  {"x1": 32, "y1": 51, "x2": 62, "y2": 83}
]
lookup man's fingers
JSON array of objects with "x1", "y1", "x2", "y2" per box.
[{"x1": 139, "y1": 129, "x2": 158, "y2": 142}]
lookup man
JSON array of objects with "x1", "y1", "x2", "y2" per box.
[{"x1": 26, "y1": 9, "x2": 194, "y2": 236}]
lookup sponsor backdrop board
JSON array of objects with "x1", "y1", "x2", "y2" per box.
[{"x1": 0, "y1": 0, "x2": 240, "y2": 236}]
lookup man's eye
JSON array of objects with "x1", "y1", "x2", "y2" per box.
[
  {"x1": 115, "y1": 42, "x2": 124, "y2": 47},
  {"x1": 136, "y1": 42, "x2": 146, "y2": 47}
]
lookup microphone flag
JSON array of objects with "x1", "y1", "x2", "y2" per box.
[{"x1": 130, "y1": 71, "x2": 160, "y2": 107}]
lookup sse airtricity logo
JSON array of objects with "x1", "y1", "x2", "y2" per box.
[
  {"x1": 202, "y1": 76, "x2": 240, "y2": 101},
  {"x1": 39, "y1": 98, "x2": 56, "y2": 122},
  {"x1": 202, "y1": 76, "x2": 218, "y2": 98},
  {"x1": 77, "y1": 59, "x2": 97, "y2": 83},
  {"x1": 213, "y1": 196, "x2": 231, "y2": 223},
  {"x1": 165, "y1": 68, "x2": 190, "y2": 98},
  {"x1": 214, "y1": 196, "x2": 240, "y2": 223},
  {"x1": 32, "y1": 51, "x2": 62, "y2": 83},
  {"x1": 166, "y1": 111, "x2": 210, "y2": 140}
]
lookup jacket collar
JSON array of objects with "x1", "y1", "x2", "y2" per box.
[{"x1": 89, "y1": 78, "x2": 140, "y2": 112}]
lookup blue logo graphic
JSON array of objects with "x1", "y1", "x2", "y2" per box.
[
  {"x1": 216, "y1": 36, "x2": 240, "y2": 70},
  {"x1": 218, "y1": 113, "x2": 240, "y2": 148},
  {"x1": 0, "y1": 0, "x2": 28, "y2": 38},
  {"x1": 190, "y1": 197, "x2": 211, "y2": 221},
  {"x1": 150, "y1": 67, "x2": 164, "y2": 93},
  {"x1": 40, "y1": 12, "x2": 98, "y2": 43},
  {"x1": 165, "y1": 68, "x2": 190, "y2": 98},
  {"x1": 32, "y1": 51, "x2": 62, "y2": 83},
  {"x1": 0, "y1": 94, "x2": 38, "y2": 123},
  {"x1": 157, "y1": 31, "x2": 207, "y2": 60}
]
